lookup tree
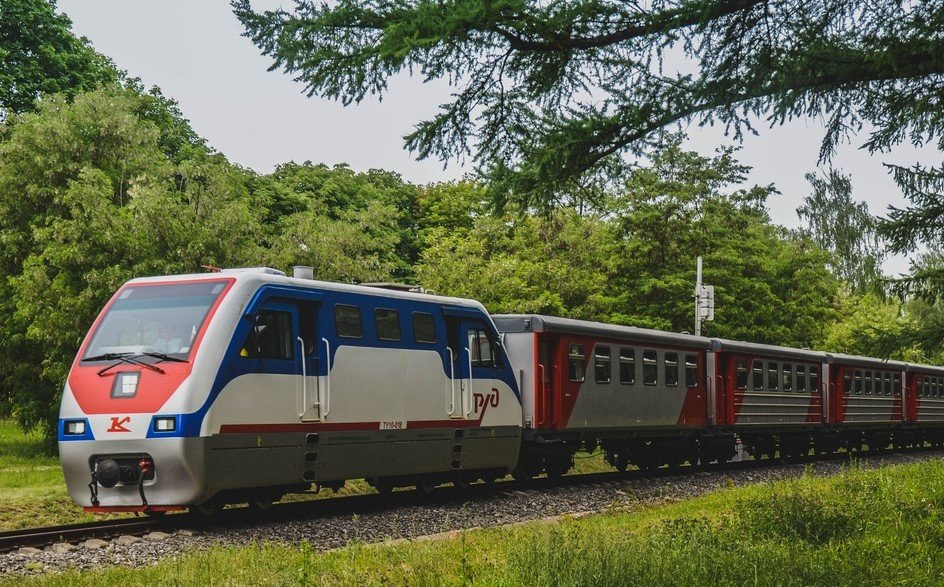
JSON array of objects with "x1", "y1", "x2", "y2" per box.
[
  {"x1": 418, "y1": 138, "x2": 840, "y2": 348},
  {"x1": 0, "y1": 88, "x2": 265, "y2": 442},
  {"x1": 233, "y1": 0, "x2": 944, "y2": 208},
  {"x1": 0, "y1": 0, "x2": 117, "y2": 117},
  {"x1": 797, "y1": 169, "x2": 885, "y2": 293}
]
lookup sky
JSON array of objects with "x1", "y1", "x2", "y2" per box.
[{"x1": 57, "y1": 0, "x2": 939, "y2": 275}]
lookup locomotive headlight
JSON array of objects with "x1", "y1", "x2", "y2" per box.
[
  {"x1": 64, "y1": 420, "x2": 86, "y2": 435},
  {"x1": 153, "y1": 417, "x2": 176, "y2": 432}
]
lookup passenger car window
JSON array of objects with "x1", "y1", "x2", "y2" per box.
[
  {"x1": 619, "y1": 348, "x2": 635, "y2": 385},
  {"x1": 893, "y1": 373, "x2": 901, "y2": 395},
  {"x1": 664, "y1": 352, "x2": 679, "y2": 387},
  {"x1": 736, "y1": 359, "x2": 748, "y2": 390},
  {"x1": 796, "y1": 365, "x2": 807, "y2": 392},
  {"x1": 782, "y1": 363, "x2": 793, "y2": 392},
  {"x1": 883, "y1": 373, "x2": 892, "y2": 396},
  {"x1": 412, "y1": 312, "x2": 436, "y2": 343},
  {"x1": 865, "y1": 371, "x2": 873, "y2": 395},
  {"x1": 643, "y1": 350, "x2": 658, "y2": 385},
  {"x1": 242, "y1": 310, "x2": 293, "y2": 360},
  {"x1": 810, "y1": 366, "x2": 819, "y2": 394},
  {"x1": 854, "y1": 370, "x2": 863, "y2": 395},
  {"x1": 375, "y1": 308, "x2": 401, "y2": 341},
  {"x1": 843, "y1": 371, "x2": 852, "y2": 395},
  {"x1": 768, "y1": 362, "x2": 779, "y2": 391},
  {"x1": 753, "y1": 361, "x2": 764, "y2": 391},
  {"x1": 568, "y1": 344, "x2": 586, "y2": 382},
  {"x1": 334, "y1": 304, "x2": 363, "y2": 338},
  {"x1": 685, "y1": 354, "x2": 698, "y2": 388},
  {"x1": 595, "y1": 346, "x2": 611, "y2": 384}
]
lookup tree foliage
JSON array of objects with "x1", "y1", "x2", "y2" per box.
[
  {"x1": 419, "y1": 137, "x2": 839, "y2": 348},
  {"x1": 233, "y1": 0, "x2": 944, "y2": 208},
  {"x1": 0, "y1": 0, "x2": 117, "y2": 117},
  {"x1": 797, "y1": 169, "x2": 885, "y2": 294}
]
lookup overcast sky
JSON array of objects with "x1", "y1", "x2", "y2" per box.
[{"x1": 58, "y1": 0, "x2": 939, "y2": 275}]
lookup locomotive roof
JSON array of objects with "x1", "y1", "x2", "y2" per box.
[
  {"x1": 825, "y1": 352, "x2": 907, "y2": 370},
  {"x1": 709, "y1": 339, "x2": 828, "y2": 362},
  {"x1": 491, "y1": 314, "x2": 711, "y2": 349},
  {"x1": 125, "y1": 268, "x2": 486, "y2": 309}
]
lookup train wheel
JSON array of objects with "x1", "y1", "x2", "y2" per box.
[
  {"x1": 249, "y1": 488, "x2": 274, "y2": 511},
  {"x1": 192, "y1": 500, "x2": 220, "y2": 517}
]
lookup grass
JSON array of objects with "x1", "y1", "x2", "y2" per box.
[
  {"x1": 0, "y1": 419, "x2": 611, "y2": 530},
  {"x1": 10, "y1": 457, "x2": 944, "y2": 585}
]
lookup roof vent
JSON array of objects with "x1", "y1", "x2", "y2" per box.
[
  {"x1": 361, "y1": 282, "x2": 432, "y2": 294},
  {"x1": 220, "y1": 267, "x2": 286, "y2": 276},
  {"x1": 293, "y1": 266, "x2": 314, "y2": 280}
]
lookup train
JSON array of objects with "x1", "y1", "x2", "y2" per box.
[{"x1": 58, "y1": 267, "x2": 944, "y2": 514}]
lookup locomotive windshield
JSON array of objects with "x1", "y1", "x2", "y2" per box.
[{"x1": 82, "y1": 281, "x2": 229, "y2": 361}]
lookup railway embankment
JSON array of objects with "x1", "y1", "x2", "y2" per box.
[{"x1": 4, "y1": 451, "x2": 944, "y2": 583}]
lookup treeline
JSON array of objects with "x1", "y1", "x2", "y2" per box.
[{"x1": 0, "y1": 0, "x2": 940, "y2": 444}]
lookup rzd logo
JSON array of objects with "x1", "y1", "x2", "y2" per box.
[
  {"x1": 107, "y1": 416, "x2": 131, "y2": 433},
  {"x1": 472, "y1": 387, "x2": 500, "y2": 420}
]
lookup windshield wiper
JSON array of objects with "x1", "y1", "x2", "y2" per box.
[
  {"x1": 138, "y1": 352, "x2": 189, "y2": 363},
  {"x1": 97, "y1": 355, "x2": 165, "y2": 377},
  {"x1": 83, "y1": 352, "x2": 131, "y2": 362}
]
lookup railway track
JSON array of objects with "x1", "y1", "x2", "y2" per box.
[{"x1": 3, "y1": 446, "x2": 941, "y2": 555}]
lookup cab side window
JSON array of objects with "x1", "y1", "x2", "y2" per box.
[
  {"x1": 242, "y1": 310, "x2": 293, "y2": 359},
  {"x1": 469, "y1": 330, "x2": 500, "y2": 369}
]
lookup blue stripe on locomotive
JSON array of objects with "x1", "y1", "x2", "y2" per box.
[{"x1": 163, "y1": 284, "x2": 520, "y2": 438}]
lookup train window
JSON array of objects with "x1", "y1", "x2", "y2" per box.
[
  {"x1": 412, "y1": 312, "x2": 437, "y2": 343},
  {"x1": 643, "y1": 350, "x2": 658, "y2": 385},
  {"x1": 334, "y1": 305, "x2": 363, "y2": 338},
  {"x1": 242, "y1": 310, "x2": 293, "y2": 360},
  {"x1": 934, "y1": 378, "x2": 940, "y2": 399},
  {"x1": 810, "y1": 366, "x2": 819, "y2": 394},
  {"x1": 685, "y1": 354, "x2": 698, "y2": 388},
  {"x1": 854, "y1": 370, "x2": 863, "y2": 395},
  {"x1": 865, "y1": 371, "x2": 873, "y2": 395},
  {"x1": 753, "y1": 361, "x2": 764, "y2": 391},
  {"x1": 796, "y1": 365, "x2": 807, "y2": 392},
  {"x1": 883, "y1": 373, "x2": 892, "y2": 396},
  {"x1": 782, "y1": 363, "x2": 793, "y2": 392},
  {"x1": 569, "y1": 344, "x2": 586, "y2": 382},
  {"x1": 736, "y1": 359, "x2": 748, "y2": 390},
  {"x1": 664, "y1": 352, "x2": 679, "y2": 386},
  {"x1": 595, "y1": 346, "x2": 612, "y2": 384},
  {"x1": 768, "y1": 362, "x2": 779, "y2": 391},
  {"x1": 469, "y1": 329, "x2": 498, "y2": 368},
  {"x1": 893, "y1": 373, "x2": 901, "y2": 395},
  {"x1": 375, "y1": 308, "x2": 401, "y2": 341},
  {"x1": 619, "y1": 348, "x2": 635, "y2": 385},
  {"x1": 919, "y1": 378, "x2": 925, "y2": 398},
  {"x1": 843, "y1": 371, "x2": 852, "y2": 395}
]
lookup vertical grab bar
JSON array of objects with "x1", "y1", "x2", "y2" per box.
[
  {"x1": 322, "y1": 337, "x2": 331, "y2": 418},
  {"x1": 538, "y1": 363, "x2": 547, "y2": 426},
  {"x1": 296, "y1": 337, "x2": 306, "y2": 417},
  {"x1": 465, "y1": 347, "x2": 474, "y2": 416},
  {"x1": 447, "y1": 347, "x2": 456, "y2": 415}
]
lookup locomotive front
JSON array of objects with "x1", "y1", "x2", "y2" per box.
[{"x1": 58, "y1": 276, "x2": 236, "y2": 513}]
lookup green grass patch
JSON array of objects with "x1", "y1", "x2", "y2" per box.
[{"x1": 11, "y1": 457, "x2": 944, "y2": 585}]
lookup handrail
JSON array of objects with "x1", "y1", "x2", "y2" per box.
[
  {"x1": 296, "y1": 337, "x2": 306, "y2": 418},
  {"x1": 538, "y1": 363, "x2": 547, "y2": 426},
  {"x1": 447, "y1": 347, "x2": 456, "y2": 415},
  {"x1": 322, "y1": 337, "x2": 331, "y2": 418},
  {"x1": 465, "y1": 347, "x2": 474, "y2": 416}
]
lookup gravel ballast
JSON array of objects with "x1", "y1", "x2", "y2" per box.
[{"x1": 3, "y1": 450, "x2": 942, "y2": 576}]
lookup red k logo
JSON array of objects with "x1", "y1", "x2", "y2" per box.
[{"x1": 108, "y1": 416, "x2": 131, "y2": 433}]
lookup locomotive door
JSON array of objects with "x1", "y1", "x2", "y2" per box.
[
  {"x1": 537, "y1": 337, "x2": 554, "y2": 428},
  {"x1": 450, "y1": 319, "x2": 496, "y2": 420},
  {"x1": 297, "y1": 300, "x2": 323, "y2": 422}
]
